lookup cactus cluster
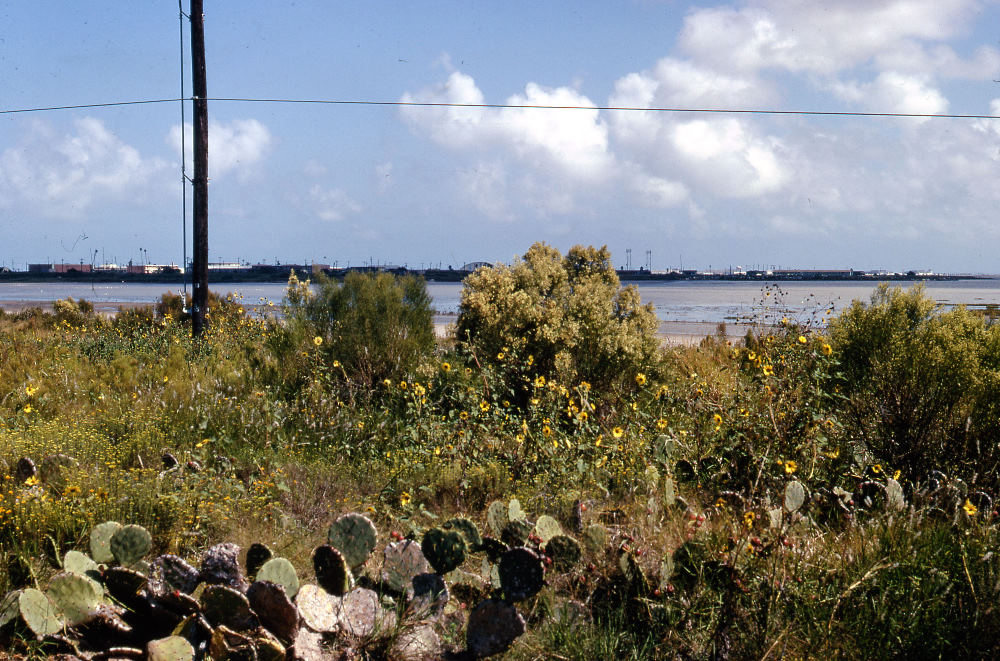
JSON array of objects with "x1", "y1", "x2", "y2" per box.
[{"x1": 0, "y1": 497, "x2": 616, "y2": 659}]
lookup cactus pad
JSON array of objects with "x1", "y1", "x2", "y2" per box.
[
  {"x1": 582, "y1": 524, "x2": 608, "y2": 555},
  {"x1": 313, "y1": 545, "x2": 351, "y2": 596},
  {"x1": 201, "y1": 585, "x2": 258, "y2": 631},
  {"x1": 393, "y1": 623, "x2": 441, "y2": 659},
  {"x1": 408, "y1": 573, "x2": 449, "y2": 617},
  {"x1": 498, "y1": 547, "x2": 545, "y2": 602},
  {"x1": 381, "y1": 540, "x2": 429, "y2": 594},
  {"x1": 147, "y1": 636, "x2": 195, "y2": 661},
  {"x1": 245, "y1": 542, "x2": 273, "y2": 579},
  {"x1": 38, "y1": 453, "x2": 78, "y2": 489},
  {"x1": 110, "y1": 524, "x2": 152, "y2": 567},
  {"x1": 784, "y1": 480, "x2": 806, "y2": 513},
  {"x1": 150, "y1": 554, "x2": 200, "y2": 595},
  {"x1": 501, "y1": 519, "x2": 533, "y2": 547},
  {"x1": 63, "y1": 550, "x2": 99, "y2": 578},
  {"x1": 534, "y1": 515, "x2": 563, "y2": 543},
  {"x1": 508, "y1": 498, "x2": 526, "y2": 522},
  {"x1": 443, "y1": 517, "x2": 483, "y2": 550},
  {"x1": 0, "y1": 590, "x2": 22, "y2": 629},
  {"x1": 486, "y1": 500, "x2": 508, "y2": 535},
  {"x1": 15, "y1": 457, "x2": 36, "y2": 482},
  {"x1": 544, "y1": 535, "x2": 581, "y2": 570},
  {"x1": 327, "y1": 513, "x2": 377, "y2": 571},
  {"x1": 47, "y1": 572, "x2": 101, "y2": 627},
  {"x1": 466, "y1": 598, "x2": 526, "y2": 658},
  {"x1": 247, "y1": 580, "x2": 299, "y2": 643},
  {"x1": 478, "y1": 536, "x2": 509, "y2": 564},
  {"x1": 18, "y1": 588, "x2": 62, "y2": 638},
  {"x1": 90, "y1": 521, "x2": 123, "y2": 564},
  {"x1": 199, "y1": 543, "x2": 247, "y2": 591},
  {"x1": 341, "y1": 587, "x2": 389, "y2": 638},
  {"x1": 295, "y1": 584, "x2": 342, "y2": 633},
  {"x1": 256, "y1": 557, "x2": 299, "y2": 599},
  {"x1": 102, "y1": 567, "x2": 147, "y2": 606},
  {"x1": 421, "y1": 528, "x2": 467, "y2": 574}
]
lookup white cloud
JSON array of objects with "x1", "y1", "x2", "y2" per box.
[
  {"x1": 829, "y1": 71, "x2": 949, "y2": 117},
  {"x1": 309, "y1": 185, "x2": 362, "y2": 221},
  {"x1": 0, "y1": 117, "x2": 166, "y2": 218},
  {"x1": 168, "y1": 118, "x2": 272, "y2": 180},
  {"x1": 679, "y1": 0, "x2": 989, "y2": 76}
]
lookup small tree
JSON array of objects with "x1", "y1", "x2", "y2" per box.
[
  {"x1": 284, "y1": 270, "x2": 435, "y2": 389},
  {"x1": 828, "y1": 284, "x2": 999, "y2": 480},
  {"x1": 456, "y1": 242, "x2": 659, "y2": 399}
]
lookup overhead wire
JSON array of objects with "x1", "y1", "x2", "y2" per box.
[{"x1": 2, "y1": 97, "x2": 999, "y2": 120}]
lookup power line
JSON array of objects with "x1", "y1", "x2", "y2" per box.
[{"x1": 2, "y1": 96, "x2": 999, "y2": 120}]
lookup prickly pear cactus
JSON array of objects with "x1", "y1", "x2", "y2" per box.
[
  {"x1": 313, "y1": 545, "x2": 351, "y2": 596},
  {"x1": 784, "y1": 480, "x2": 806, "y2": 513},
  {"x1": 501, "y1": 519, "x2": 533, "y2": 547},
  {"x1": 663, "y1": 476, "x2": 677, "y2": 507},
  {"x1": 110, "y1": 524, "x2": 152, "y2": 567},
  {"x1": 619, "y1": 551, "x2": 650, "y2": 593},
  {"x1": 245, "y1": 542, "x2": 273, "y2": 579},
  {"x1": 200, "y1": 543, "x2": 247, "y2": 591},
  {"x1": 443, "y1": 517, "x2": 483, "y2": 550},
  {"x1": 582, "y1": 524, "x2": 608, "y2": 555},
  {"x1": 508, "y1": 498, "x2": 526, "y2": 523},
  {"x1": 478, "y1": 536, "x2": 509, "y2": 564},
  {"x1": 381, "y1": 540, "x2": 430, "y2": 594},
  {"x1": 341, "y1": 587, "x2": 392, "y2": 638},
  {"x1": 46, "y1": 571, "x2": 102, "y2": 627},
  {"x1": 18, "y1": 588, "x2": 62, "y2": 638},
  {"x1": 147, "y1": 635, "x2": 195, "y2": 661},
  {"x1": 247, "y1": 580, "x2": 299, "y2": 643},
  {"x1": 201, "y1": 584, "x2": 258, "y2": 631},
  {"x1": 0, "y1": 591, "x2": 20, "y2": 629},
  {"x1": 466, "y1": 598, "x2": 526, "y2": 658},
  {"x1": 15, "y1": 457, "x2": 36, "y2": 483},
  {"x1": 90, "y1": 521, "x2": 123, "y2": 564},
  {"x1": 256, "y1": 557, "x2": 299, "y2": 599},
  {"x1": 327, "y1": 513, "x2": 377, "y2": 571},
  {"x1": 544, "y1": 535, "x2": 581, "y2": 570},
  {"x1": 150, "y1": 554, "x2": 200, "y2": 595},
  {"x1": 422, "y1": 528, "x2": 467, "y2": 575},
  {"x1": 409, "y1": 573, "x2": 449, "y2": 617},
  {"x1": 534, "y1": 515, "x2": 563, "y2": 543},
  {"x1": 295, "y1": 584, "x2": 342, "y2": 633},
  {"x1": 393, "y1": 622, "x2": 441, "y2": 659},
  {"x1": 498, "y1": 547, "x2": 545, "y2": 602},
  {"x1": 63, "y1": 550, "x2": 99, "y2": 578},
  {"x1": 487, "y1": 500, "x2": 509, "y2": 535}
]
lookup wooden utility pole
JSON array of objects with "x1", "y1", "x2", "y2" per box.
[{"x1": 190, "y1": 0, "x2": 209, "y2": 337}]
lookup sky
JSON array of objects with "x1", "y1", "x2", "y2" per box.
[{"x1": 2, "y1": 1, "x2": 1000, "y2": 273}]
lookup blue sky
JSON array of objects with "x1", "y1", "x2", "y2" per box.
[{"x1": 2, "y1": 1, "x2": 1000, "y2": 272}]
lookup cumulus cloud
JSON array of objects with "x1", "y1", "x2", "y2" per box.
[
  {"x1": 168, "y1": 118, "x2": 272, "y2": 180},
  {"x1": 678, "y1": 0, "x2": 992, "y2": 76},
  {"x1": 829, "y1": 71, "x2": 949, "y2": 117},
  {"x1": 0, "y1": 117, "x2": 166, "y2": 218},
  {"x1": 309, "y1": 185, "x2": 362, "y2": 221}
]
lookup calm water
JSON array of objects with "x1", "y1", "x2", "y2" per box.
[{"x1": 2, "y1": 279, "x2": 999, "y2": 324}]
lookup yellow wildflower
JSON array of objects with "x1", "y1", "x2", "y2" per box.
[
  {"x1": 963, "y1": 499, "x2": 978, "y2": 516},
  {"x1": 612, "y1": 427, "x2": 624, "y2": 439},
  {"x1": 400, "y1": 492, "x2": 411, "y2": 506},
  {"x1": 480, "y1": 401, "x2": 490, "y2": 412},
  {"x1": 784, "y1": 460, "x2": 797, "y2": 475},
  {"x1": 313, "y1": 336, "x2": 323, "y2": 346},
  {"x1": 821, "y1": 343, "x2": 832, "y2": 356},
  {"x1": 534, "y1": 375, "x2": 546, "y2": 388},
  {"x1": 635, "y1": 373, "x2": 647, "y2": 387},
  {"x1": 657, "y1": 418, "x2": 668, "y2": 430},
  {"x1": 441, "y1": 362, "x2": 451, "y2": 372},
  {"x1": 798, "y1": 335, "x2": 807, "y2": 344}
]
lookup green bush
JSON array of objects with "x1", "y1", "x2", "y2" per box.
[
  {"x1": 456, "y1": 243, "x2": 659, "y2": 400},
  {"x1": 828, "y1": 284, "x2": 1000, "y2": 481},
  {"x1": 283, "y1": 270, "x2": 435, "y2": 389}
]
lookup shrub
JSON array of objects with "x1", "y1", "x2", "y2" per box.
[
  {"x1": 827, "y1": 283, "x2": 1000, "y2": 481},
  {"x1": 455, "y1": 243, "x2": 659, "y2": 401},
  {"x1": 283, "y1": 270, "x2": 435, "y2": 389}
]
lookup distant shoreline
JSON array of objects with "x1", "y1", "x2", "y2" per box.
[
  {"x1": 0, "y1": 270, "x2": 984, "y2": 285},
  {"x1": 0, "y1": 301, "x2": 751, "y2": 345}
]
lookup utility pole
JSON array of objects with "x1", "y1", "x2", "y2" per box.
[{"x1": 190, "y1": 0, "x2": 209, "y2": 337}]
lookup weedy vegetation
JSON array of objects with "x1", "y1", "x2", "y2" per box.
[{"x1": 2, "y1": 243, "x2": 1000, "y2": 659}]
